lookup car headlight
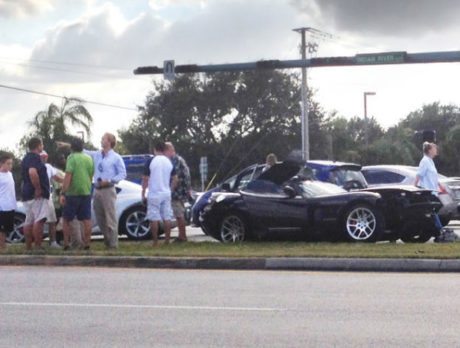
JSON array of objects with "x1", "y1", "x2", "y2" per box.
[{"x1": 215, "y1": 194, "x2": 226, "y2": 203}]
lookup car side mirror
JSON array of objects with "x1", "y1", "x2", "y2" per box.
[
  {"x1": 283, "y1": 186, "x2": 296, "y2": 198},
  {"x1": 221, "y1": 183, "x2": 231, "y2": 192}
]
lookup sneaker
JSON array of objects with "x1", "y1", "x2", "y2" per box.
[
  {"x1": 50, "y1": 241, "x2": 61, "y2": 249},
  {"x1": 83, "y1": 246, "x2": 90, "y2": 251},
  {"x1": 435, "y1": 228, "x2": 460, "y2": 243},
  {"x1": 63, "y1": 245, "x2": 70, "y2": 251}
]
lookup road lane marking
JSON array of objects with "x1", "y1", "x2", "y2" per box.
[{"x1": 0, "y1": 302, "x2": 285, "y2": 312}]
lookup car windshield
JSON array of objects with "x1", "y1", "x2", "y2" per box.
[
  {"x1": 299, "y1": 180, "x2": 346, "y2": 198},
  {"x1": 329, "y1": 169, "x2": 368, "y2": 187}
]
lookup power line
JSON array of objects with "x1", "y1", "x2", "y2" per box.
[
  {"x1": 0, "y1": 60, "x2": 130, "y2": 79},
  {"x1": 0, "y1": 84, "x2": 138, "y2": 111},
  {"x1": 0, "y1": 55, "x2": 132, "y2": 72}
]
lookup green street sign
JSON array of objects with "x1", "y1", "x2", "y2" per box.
[{"x1": 355, "y1": 52, "x2": 407, "y2": 65}]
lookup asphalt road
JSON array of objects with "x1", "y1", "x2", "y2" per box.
[{"x1": 1, "y1": 267, "x2": 460, "y2": 347}]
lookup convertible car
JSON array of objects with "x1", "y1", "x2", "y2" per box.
[{"x1": 199, "y1": 161, "x2": 442, "y2": 243}]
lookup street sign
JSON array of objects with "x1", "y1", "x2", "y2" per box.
[
  {"x1": 164, "y1": 60, "x2": 175, "y2": 80},
  {"x1": 355, "y1": 52, "x2": 406, "y2": 65},
  {"x1": 199, "y1": 157, "x2": 208, "y2": 191}
]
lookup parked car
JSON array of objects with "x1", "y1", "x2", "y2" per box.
[
  {"x1": 191, "y1": 164, "x2": 265, "y2": 226},
  {"x1": 122, "y1": 154, "x2": 153, "y2": 185},
  {"x1": 200, "y1": 161, "x2": 441, "y2": 243},
  {"x1": 8, "y1": 180, "x2": 161, "y2": 243},
  {"x1": 306, "y1": 160, "x2": 368, "y2": 190},
  {"x1": 362, "y1": 165, "x2": 460, "y2": 225}
]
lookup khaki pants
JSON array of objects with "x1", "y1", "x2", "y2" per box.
[{"x1": 93, "y1": 186, "x2": 118, "y2": 249}]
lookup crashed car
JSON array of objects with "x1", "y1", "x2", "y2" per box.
[
  {"x1": 199, "y1": 161, "x2": 441, "y2": 243},
  {"x1": 362, "y1": 165, "x2": 460, "y2": 226},
  {"x1": 191, "y1": 163, "x2": 265, "y2": 226}
]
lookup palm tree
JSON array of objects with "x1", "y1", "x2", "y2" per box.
[
  {"x1": 31, "y1": 97, "x2": 93, "y2": 137},
  {"x1": 24, "y1": 97, "x2": 93, "y2": 160}
]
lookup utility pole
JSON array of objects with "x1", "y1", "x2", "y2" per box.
[
  {"x1": 293, "y1": 27, "x2": 329, "y2": 160},
  {"x1": 293, "y1": 27, "x2": 310, "y2": 161}
]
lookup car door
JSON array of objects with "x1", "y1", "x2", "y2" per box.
[{"x1": 242, "y1": 180, "x2": 310, "y2": 239}]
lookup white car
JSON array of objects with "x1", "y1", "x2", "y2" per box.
[{"x1": 8, "y1": 180, "x2": 162, "y2": 243}]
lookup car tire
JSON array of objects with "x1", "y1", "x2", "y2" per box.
[
  {"x1": 119, "y1": 206, "x2": 151, "y2": 240},
  {"x1": 342, "y1": 204, "x2": 383, "y2": 242},
  {"x1": 219, "y1": 213, "x2": 248, "y2": 243},
  {"x1": 7, "y1": 213, "x2": 26, "y2": 244}
]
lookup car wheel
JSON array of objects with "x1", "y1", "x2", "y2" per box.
[
  {"x1": 7, "y1": 213, "x2": 25, "y2": 244},
  {"x1": 343, "y1": 205, "x2": 383, "y2": 242},
  {"x1": 219, "y1": 214, "x2": 247, "y2": 243},
  {"x1": 119, "y1": 206, "x2": 151, "y2": 240}
]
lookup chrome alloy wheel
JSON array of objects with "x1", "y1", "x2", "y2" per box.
[
  {"x1": 125, "y1": 210, "x2": 150, "y2": 239},
  {"x1": 220, "y1": 215, "x2": 245, "y2": 243},
  {"x1": 345, "y1": 207, "x2": 377, "y2": 241}
]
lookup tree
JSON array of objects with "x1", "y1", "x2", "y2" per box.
[
  {"x1": 120, "y1": 70, "x2": 330, "y2": 185},
  {"x1": 20, "y1": 97, "x2": 93, "y2": 161}
]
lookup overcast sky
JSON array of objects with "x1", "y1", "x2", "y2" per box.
[{"x1": 1, "y1": 0, "x2": 460, "y2": 152}]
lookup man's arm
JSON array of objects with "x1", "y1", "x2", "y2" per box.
[
  {"x1": 29, "y1": 168, "x2": 41, "y2": 198},
  {"x1": 171, "y1": 174, "x2": 179, "y2": 191},
  {"x1": 108, "y1": 156, "x2": 127, "y2": 184},
  {"x1": 61, "y1": 172, "x2": 72, "y2": 193},
  {"x1": 414, "y1": 175, "x2": 420, "y2": 187},
  {"x1": 141, "y1": 176, "x2": 149, "y2": 204},
  {"x1": 56, "y1": 141, "x2": 70, "y2": 148},
  {"x1": 59, "y1": 172, "x2": 72, "y2": 206},
  {"x1": 52, "y1": 174, "x2": 64, "y2": 184}
]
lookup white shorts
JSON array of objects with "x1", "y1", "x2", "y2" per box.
[
  {"x1": 46, "y1": 199, "x2": 57, "y2": 223},
  {"x1": 147, "y1": 195, "x2": 172, "y2": 221},
  {"x1": 24, "y1": 198, "x2": 49, "y2": 226}
]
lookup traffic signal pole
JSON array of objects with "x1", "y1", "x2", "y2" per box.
[
  {"x1": 134, "y1": 50, "x2": 460, "y2": 75},
  {"x1": 134, "y1": 49, "x2": 460, "y2": 161}
]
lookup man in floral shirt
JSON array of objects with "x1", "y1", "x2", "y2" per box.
[{"x1": 165, "y1": 142, "x2": 191, "y2": 242}]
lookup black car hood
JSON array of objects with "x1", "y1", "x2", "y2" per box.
[{"x1": 256, "y1": 161, "x2": 301, "y2": 186}]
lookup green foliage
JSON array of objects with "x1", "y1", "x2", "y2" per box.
[
  {"x1": 19, "y1": 97, "x2": 93, "y2": 164},
  {"x1": 120, "y1": 71, "x2": 330, "y2": 185},
  {"x1": 119, "y1": 68, "x2": 460, "y2": 186}
]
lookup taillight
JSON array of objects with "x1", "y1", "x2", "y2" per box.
[{"x1": 439, "y1": 185, "x2": 448, "y2": 195}]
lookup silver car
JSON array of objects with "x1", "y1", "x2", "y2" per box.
[
  {"x1": 8, "y1": 180, "x2": 160, "y2": 243},
  {"x1": 362, "y1": 165, "x2": 460, "y2": 225}
]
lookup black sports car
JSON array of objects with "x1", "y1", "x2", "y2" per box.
[{"x1": 200, "y1": 161, "x2": 442, "y2": 243}]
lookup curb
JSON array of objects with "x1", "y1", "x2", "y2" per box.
[{"x1": 2, "y1": 255, "x2": 460, "y2": 272}]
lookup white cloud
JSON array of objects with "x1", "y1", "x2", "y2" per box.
[
  {"x1": 148, "y1": 0, "x2": 204, "y2": 11},
  {"x1": 3, "y1": 0, "x2": 460, "y2": 151},
  {"x1": 0, "y1": 0, "x2": 55, "y2": 18}
]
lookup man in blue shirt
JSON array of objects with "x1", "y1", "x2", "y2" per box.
[
  {"x1": 58, "y1": 133, "x2": 126, "y2": 249},
  {"x1": 21, "y1": 137, "x2": 50, "y2": 250}
]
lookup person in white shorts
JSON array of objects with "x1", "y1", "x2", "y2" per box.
[
  {"x1": 21, "y1": 137, "x2": 50, "y2": 251},
  {"x1": 142, "y1": 141, "x2": 175, "y2": 247},
  {"x1": 40, "y1": 151, "x2": 63, "y2": 248},
  {"x1": 0, "y1": 153, "x2": 16, "y2": 250}
]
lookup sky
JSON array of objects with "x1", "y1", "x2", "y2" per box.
[{"x1": 1, "y1": 0, "x2": 460, "y2": 152}]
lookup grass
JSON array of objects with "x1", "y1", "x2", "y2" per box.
[{"x1": 3, "y1": 240, "x2": 460, "y2": 259}]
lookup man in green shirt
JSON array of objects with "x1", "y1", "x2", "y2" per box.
[{"x1": 60, "y1": 137, "x2": 94, "y2": 250}]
